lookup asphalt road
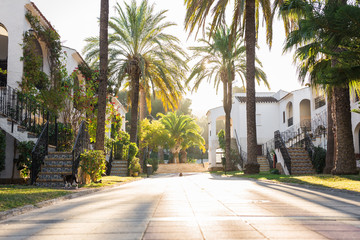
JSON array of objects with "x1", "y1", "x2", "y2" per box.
[{"x1": 1, "y1": 173, "x2": 360, "y2": 240}]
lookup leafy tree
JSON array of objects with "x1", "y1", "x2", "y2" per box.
[
  {"x1": 184, "y1": 0, "x2": 272, "y2": 174},
  {"x1": 187, "y1": 25, "x2": 268, "y2": 171},
  {"x1": 83, "y1": 0, "x2": 188, "y2": 143}
]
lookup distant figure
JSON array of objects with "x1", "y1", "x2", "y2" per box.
[{"x1": 179, "y1": 173, "x2": 183, "y2": 177}]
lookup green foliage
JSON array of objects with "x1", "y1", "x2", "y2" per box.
[
  {"x1": 50, "y1": 123, "x2": 74, "y2": 152},
  {"x1": 312, "y1": 146, "x2": 326, "y2": 174},
  {"x1": 217, "y1": 129, "x2": 225, "y2": 150},
  {"x1": 146, "y1": 158, "x2": 159, "y2": 173},
  {"x1": 129, "y1": 157, "x2": 142, "y2": 173},
  {"x1": 21, "y1": 12, "x2": 69, "y2": 114},
  {"x1": 79, "y1": 150, "x2": 106, "y2": 182},
  {"x1": 0, "y1": 131, "x2": 5, "y2": 172},
  {"x1": 112, "y1": 131, "x2": 130, "y2": 160},
  {"x1": 187, "y1": 158, "x2": 197, "y2": 163},
  {"x1": 17, "y1": 141, "x2": 35, "y2": 178},
  {"x1": 128, "y1": 143, "x2": 138, "y2": 161}
]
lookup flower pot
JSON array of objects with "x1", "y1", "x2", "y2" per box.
[{"x1": 133, "y1": 172, "x2": 139, "y2": 177}]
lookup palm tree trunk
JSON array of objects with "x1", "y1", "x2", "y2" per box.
[
  {"x1": 180, "y1": 149, "x2": 187, "y2": 163},
  {"x1": 244, "y1": 0, "x2": 259, "y2": 174},
  {"x1": 158, "y1": 146, "x2": 164, "y2": 162},
  {"x1": 331, "y1": 86, "x2": 358, "y2": 175},
  {"x1": 139, "y1": 87, "x2": 146, "y2": 120},
  {"x1": 324, "y1": 92, "x2": 334, "y2": 173},
  {"x1": 95, "y1": 0, "x2": 109, "y2": 151},
  {"x1": 129, "y1": 71, "x2": 140, "y2": 143},
  {"x1": 172, "y1": 148, "x2": 180, "y2": 164},
  {"x1": 224, "y1": 76, "x2": 233, "y2": 171}
]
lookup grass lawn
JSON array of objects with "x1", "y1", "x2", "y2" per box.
[
  {"x1": 0, "y1": 176, "x2": 142, "y2": 212},
  {"x1": 211, "y1": 171, "x2": 360, "y2": 193}
]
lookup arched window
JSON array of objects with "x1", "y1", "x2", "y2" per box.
[{"x1": 0, "y1": 23, "x2": 8, "y2": 87}]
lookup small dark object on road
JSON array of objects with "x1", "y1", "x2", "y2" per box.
[{"x1": 179, "y1": 173, "x2": 183, "y2": 177}]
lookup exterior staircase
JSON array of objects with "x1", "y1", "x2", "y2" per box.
[
  {"x1": 111, "y1": 160, "x2": 128, "y2": 176},
  {"x1": 36, "y1": 152, "x2": 73, "y2": 188},
  {"x1": 287, "y1": 147, "x2": 315, "y2": 175},
  {"x1": 257, "y1": 155, "x2": 270, "y2": 172}
]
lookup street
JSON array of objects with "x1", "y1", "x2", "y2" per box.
[{"x1": 1, "y1": 173, "x2": 360, "y2": 240}]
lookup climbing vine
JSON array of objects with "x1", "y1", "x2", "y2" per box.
[
  {"x1": 0, "y1": 130, "x2": 5, "y2": 172},
  {"x1": 21, "y1": 12, "x2": 69, "y2": 114}
]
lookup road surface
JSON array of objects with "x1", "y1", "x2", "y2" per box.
[{"x1": 1, "y1": 173, "x2": 360, "y2": 239}]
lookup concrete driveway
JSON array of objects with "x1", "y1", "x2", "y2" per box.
[{"x1": 1, "y1": 173, "x2": 360, "y2": 239}]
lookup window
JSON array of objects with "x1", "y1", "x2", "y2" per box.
[
  {"x1": 315, "y1": 96, "x2": 326, "y2": 109},
  {"x1": 283, "y1": 111, "x2": 285, "y2": 123}
]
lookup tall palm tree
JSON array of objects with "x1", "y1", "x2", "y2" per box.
[
  {"x1": 95, "y1": 0, "x2": 109, "y2": 151},
  {"x1": 282, "y1": 0, "x2": 360, "y2": 175},
  {"x1": 158, "y1": 112, "x2": 205, "y2": 164},
  {"x1": 84, "y1": 0, "x2": 188, "y2": 144},
  {"x1": 184, "y1": 0, "x2": 272, "y2": 174},
  {"x1": 187, "y1": 25, "x2": 268, "y2": 171}
]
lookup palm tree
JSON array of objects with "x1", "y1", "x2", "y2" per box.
[
  {"x1": 187, "y1": 25, "x2": 268, "y2": 171},
  {"x1": 282, "y1": 0, "x2": 360, "y2": 174},
  {"x1": 184, "y1": 0, "x2": 272, "y2": 173},
  {"x1": 158, "y1": 112, "x2": 204, "y2": 164},
  {"x1": 83, "y1": 0, "x2": 188, "y2": 144},
  {"x1": 179, "y1": 123, "x2": 206, "y2": 163},
  {"x1": 95, "y1": 0, "x2": 109, "y2": 151}
]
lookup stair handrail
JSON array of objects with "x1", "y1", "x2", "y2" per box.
[
  {"x1": 30, "y1": 121, "x2": 49, "y2": 184},
  {"x1": 274, "y1": 130, "x2": 292, "y2": 175},
  {"x1": 72, "y1": 120, "x2": 90, "y2": 176},
  {"x1": 304, "y1": 128, "x2": 315, "y2": 160},
  {"x1": 234, "y1": 129, "x2": 247, "y2": 167},
  {"x1": 263, "y1": 139, "x2": 275, "y2": 169}
]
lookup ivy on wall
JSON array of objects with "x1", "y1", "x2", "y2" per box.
[
  {"x1": 0, "y1": 130, "x2": 6, "y2": 172},
  {"x1": 21, "y1": 12, "x2": 70, "y2": 114}
]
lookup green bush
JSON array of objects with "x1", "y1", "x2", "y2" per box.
[
  {"x1": 80, "y1": 150, "x2": 106, "y2": 182},
  {"x1": 147, "y1": 158, "x2": 159, "y2": 173},
  {"x1": 0, "y1": 130, "x2": 5, "y2": 172},
  {"x1": 129, "y1": 157, "x2": 142, "y2": 174},
  {"x1": 312, "y1": 146, "x2": 326, "y2": 174},
  {"x1": 128, "y1": 142, "x2": 138, "y2": 161}
]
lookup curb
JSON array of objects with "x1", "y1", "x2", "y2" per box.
[{"x1": 0, "y1": 178, "x2": 144, "y2": 221}]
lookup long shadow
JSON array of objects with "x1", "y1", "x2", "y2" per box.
[{"x1": 208, "y1": 173, "x2": 360, "y2": 219}]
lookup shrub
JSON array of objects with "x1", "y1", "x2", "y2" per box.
[
  {"x1": 129, "y1": 157, "x2": 142, "y2": 174},
  {"x1": 128, "y1": 142, "x2": 138, "y2": 161},
  {"x1": 147, "y1": 158, "x2": 159, "y2": 173},
  {"x1": 79, "y1": 150, "x2": 106, "y2": 182},
  {"x1": 312, "y1": 146, "x2": 326, "y2": 174},
  {"x1": 270, "y1": 168, "x2": 280, "y2": 175}
]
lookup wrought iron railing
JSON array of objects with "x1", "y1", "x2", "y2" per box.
[
  {"x1": 72, "y1": 120, "x2": 90, "y2": 175},
  {"x1": 263, "y1": 138, "x2": 275, "y2": 169},
  {"x1": 234, "y1": 129, "x2": 247, "y2": 168},
  {"x1": 287, "y1": 117, "x2": 293, "y2": 127},
  {"x1": 106, "y1": 143, "x2": 114, "y2": 176},
  {"x1": 30, "y1": 121, "x2": 49, "y2": 184},
  {"x1": 274, "y1": 130, "x2": 292, "y2": 175},
  {"x1": 304, "y1": 129, "x2": 315, "y2": 160}
]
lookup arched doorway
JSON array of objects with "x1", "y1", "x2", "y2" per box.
[
  {"x1": 0, "y1": 23, "x2": 8, "y2": 87},
  {"x1": 286, "y1": 102, "x2": 293, "y2": 127},
  {"x1": 354, "y1": 123, "x2": 360, "y2": 154},
  {"x1": 300, "y1": 99, "x2": 311, "y2": 130}
]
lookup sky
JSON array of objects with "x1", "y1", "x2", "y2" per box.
[{"x1": 31, "y1": 0, "x2": 302, "y2": 117}]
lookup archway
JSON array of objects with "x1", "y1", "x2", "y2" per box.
[
  {"x1": 354, "y1": 123, "x2": 360, "y2": 154},
  {"x1": 0, "y1": 23, "x2": 8, "y2": 87},
  {"x1": 300, "y1": 99, "x2": 311, "y2": 129},
  {"x1": 286, "y1": 102, "x2": 293, "y2": 127}
]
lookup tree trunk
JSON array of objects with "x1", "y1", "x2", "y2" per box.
[
  {"x1": 331, "y1": 86, "x2": 358, "y2": 175},
  {"x1": 223, "y1": 74, "x2": 233, "y2": 171},
  {"x1": 324, "y1": 92, "x2": 334, "y2": 174},
  {"x1": 139, "y1": 87, "x2": 146, "y2": 121},
  {"x1": 158, "y1": 146, "x2": 164, "y2": 162},
  {"x1": 129, "y1": 71, "x2": 140, "y2": 143},
  {"x1": 244, "y1": 0, "x2": 259, "y2": 174},
  {"x1": 95, "y1": 0, "x2": 109, "y2": 151},
  {"x1": 172, "y1": 149, "x2": 180, "y2": 164},
  {"x1": 180, "y1": 149, "x2": 187, "y2": 163}
]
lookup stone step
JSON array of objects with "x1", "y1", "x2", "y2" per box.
[
  {"x1": 36, "y1": 180, "x2": 65, "y2": 188},
  {"x1": 41, "y1": 166, "x2": 72, "y2": 173}
]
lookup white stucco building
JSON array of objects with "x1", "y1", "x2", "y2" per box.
[
  {"x1": 207, "y1": 87, "x2": 360, "y2": 170},
  {"x1": 0, "y1": 1, "x2": 126, "y2": 181}
]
